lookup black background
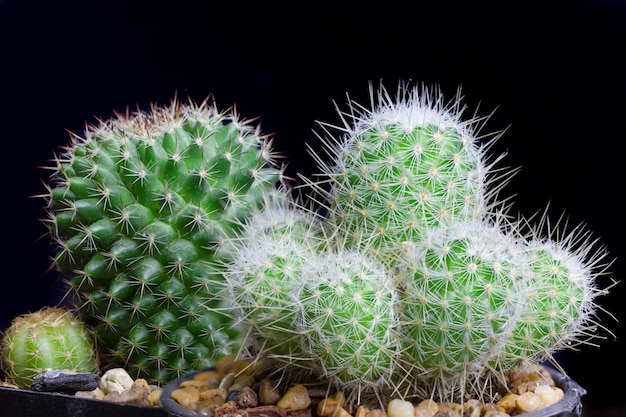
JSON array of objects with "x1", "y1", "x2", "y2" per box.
[{"x1": 1, "y1": 0, "x2": 625, "y2": 414}]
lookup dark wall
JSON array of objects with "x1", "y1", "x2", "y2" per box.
[{"x1": 1, "y1": 0, "x2": 625, "y2": 410}]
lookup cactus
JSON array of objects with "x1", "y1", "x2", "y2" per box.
[
  {"x1": 40, "y1": 96, "x2": 286, "y2": 384},
  {"x1": 263, "y1": 81, "x2": 611, "y2": 403},
  {"x1": 224, "y1": 198, "x2": 399, "y2": 396},
  {"x1": 301, "y1": 249, "x2": 398, "y2": 392},
  {"x1": 393, "y1": 218, "x2": 527, "y2": 400},
  {"x1": 224, "y1": 195, "x2": 325, "y2": 358},
  {"x1": 1, "y1": 307, "x2": 98, "y2": 388},
  {"x1": 305, "y1": 81, "x2": 511, "y2": 267},
  {"x1": 500, "y1": 213, "x2": 612, "y2": 370}
]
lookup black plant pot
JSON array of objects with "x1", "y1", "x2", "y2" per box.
[
  {"x1": 0, "y1": 385, "x2": 167, "y2": 417},
  {"x1": 160, "y1": 364, "x2": 587, "y2": 417}
]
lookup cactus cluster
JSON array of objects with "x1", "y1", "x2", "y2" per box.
[
  {"x1": 33, "y1": 82, "x2": 613, "y2": 406},
  {"x1": 40, "y1": 96, "x2": 286, "y2": 384},
  {"x1": 224, "y1": 82, "x2": 613, "y2": 403}
]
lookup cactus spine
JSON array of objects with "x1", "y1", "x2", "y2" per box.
[
  {"x1": 41, "y1": 96, "x2": 285, "y2": 384},
  {"x1": 1, "y1": 307, "x2": 98, "y2": 388}
]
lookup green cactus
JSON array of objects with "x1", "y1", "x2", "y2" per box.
[
  {"x1": 301, "y1": 250, "x2": 398, "y2": 393},
  {"x1": 393, "y1": 218, "x2": 527, "y2": 400},
  {"x1": 306, "y1": 81, "x2": 510, "y2": 268},
  {"x1": 40, "y1": 96, "x2": 286, "y2": 384},
  {"x1": 500, "y1": 216, "x2": 611, "y2": 370},
  {"x1": 225, "y1": 198, "x2": 399, "y2": 397},
  {"x1": 279, "y1": 81, "x2": 612, "y2": 403},
  {"x1": 1, "y1": 307, "x2": 98, "y2": 388},
  {"x1": 224, "y1": 196, "x2": 324, "y2": 357}
]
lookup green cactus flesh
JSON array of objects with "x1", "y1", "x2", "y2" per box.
[
  {"x1": 42, "y1": 97, "x2": 285, "y2": 384},
  {"x1": 1, "y1": 307, "x2": 98, "y2": 388}
]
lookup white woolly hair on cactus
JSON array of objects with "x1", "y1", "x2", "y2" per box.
[{"x1": 301, "y1": 80, "x2": 518, "y2": 268}]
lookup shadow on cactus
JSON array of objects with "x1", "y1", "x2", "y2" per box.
[
  {"x1": 38, "y1": 95, "x2": 288, "y2": 384},
  {"x1": 223, "y1": 81, "x2": 617, "y2": 406}
]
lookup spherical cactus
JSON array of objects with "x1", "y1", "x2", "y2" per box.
[
  {"x1": 225, "y1": 199, "x2": 398, "y2": 398},
  {"x1": 300, "y1": 250, "x2": 398, "y2": 394},
  {"x1": 1, "y1": 307, "x2": 98, "y2": 388},
  {"x1": 40, "y1": 96, "x2": 286, "y2": 384},
  {"x1": 224, "y1": 197, "x2": 324, "y2": 357},
  {"x1": 500, "y1": 216, "x2": 611, "y2": 370},
  {"x1": 394, "y1": 218, "x2": 526, "y2": 400},
  {"x1": 307, "y1": 82, "x2": 508, "y2": 267}
]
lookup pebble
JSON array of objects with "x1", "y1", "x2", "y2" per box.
[
  {"x1": 387, "y1": 398, "x2": 415, "y2": 417},
  {"x1": 99, "y1": 368, "x2": 135, "y2": 394},
  {"x1": 516, "y1": 392, "x2": 544, "y2": 413},
  {"x1": 534, "y1": 385, "x2": 564, "y2": 406},
  {"x1": 415, "y1": 399, "x2": 439, "y2": 417},
  {"x1": 276, "y1": 384, "x2": 311, "y2": 411},
  {"x1": 259, "y1": 378, "x2": 283, "y2": 405},
  {"x1": 30, "y1": 370, "x2": 98, "y2": 394}
]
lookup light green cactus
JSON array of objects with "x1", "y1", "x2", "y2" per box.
[
  {"x1": 500, "y1": 213, "x2": 613, "y2": 370},
  {"x1": 305, "y1": 81, "x2": 511, "y2": 268},
  {"x1": 393, "y1": 217, "x2": 527, "y2": 400},
  {"x1": 223, "y1": 195, "x2": 324, "y2": 357},
  {"x1": 1, "y1": 307, "x2": 98, "y2": 388},
  {"x1": 40, "y1": 96, "x2": 286, "y2": 384}
]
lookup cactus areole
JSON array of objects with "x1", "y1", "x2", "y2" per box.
[{"x1": 41, "y1": 96, "x2": 285, "y2": 384}]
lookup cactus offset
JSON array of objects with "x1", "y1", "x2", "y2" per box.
[
  {"x1": 1, "y1": 307, "x2": 98, "y2": 388},
  {"x1": 40, "y1": 96, "x2": 286, "y2": 384},
  {"x1": 501, "y1": 213, "x2": 612, "y2": 370},
  {"x1": 225, "y1": 203, "x2": 399, "y2": 397},
  {"x1": 224, "y1": 196, "x2": 324, "y2": 358},
  {"x1": 301, "y1": 249, "x2": 398, "y2": 392},
  {"x1": 306, "y1": 82, "x2": 510, "y2": 267},
  {"x1": 394, "y1": 218, "x2": 527, "y2": 400}
]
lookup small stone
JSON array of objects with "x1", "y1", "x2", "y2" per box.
[
  {"x1": 415, "y1": 399, "x2": 439, "y2": 417},
  {"x1": 387, "y1": 398, "x2": 415, "y2": 417},
  {"x1": 230, "y1": 374, "x2": 256, "y2": 392},
  {"x1": 496, "y1": 394, "x2": 519, "y2": 414},
  {"x1": 433, "y1": 411, "x2": 460, "y2": 417},
  {"x1": 99, "y1": 368, "x2": 134, "y2": 394},
  {"x1": 103, "y1": 385, "x2": 151, "y2": 406},
  {"x1": 219, "y1": 372, "x2": 236, "y2": 390},
  {"x1": 227, "y1": 390, "x2": 239, "y2": 403},
  {"x1": 366, "y1": 409, "x2": 387, "y2": 417},
  {"x1": 462, "y1": 399, "x2": 482, "y2": 417},
  {"x1": 30, "y1": 370, "x2": 98, "y2": 394},
  {"x1": 238, "y1": 385, "x2": 259, "y2": 408},
  {"x1": 171, "y1": 387, "x2": 201, "y2": 409},
  {"x1": 515, "y1": 392, "x2": 543, "y2": 413},
  {"x1": 483, "y1": 411, "x2": 510, "y2": 417},
  {"x1": 277, "y1": 384, "x2": 311, "y2": 411},
  {"x1": 510, "y1": 364, "x2": 554, "y2": 394},
  {"x1": 200, "y1": 387, "x2": 228, "y2": 401},
  {"x1": 259, "y1": 378, "x2": 283, "y2": 405},
  {"x1": 149, "y1": 388, "x2": 163, "y2": 406},
  {"x1": 534, "y1": 385, "x2": 564, "y2": 406},
  {"x1": 75, "y1": 387, "x2": 105, "y2": 400},
  {"x1": 317, "y1": 391, "x2": 347, "y2": 417}
]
